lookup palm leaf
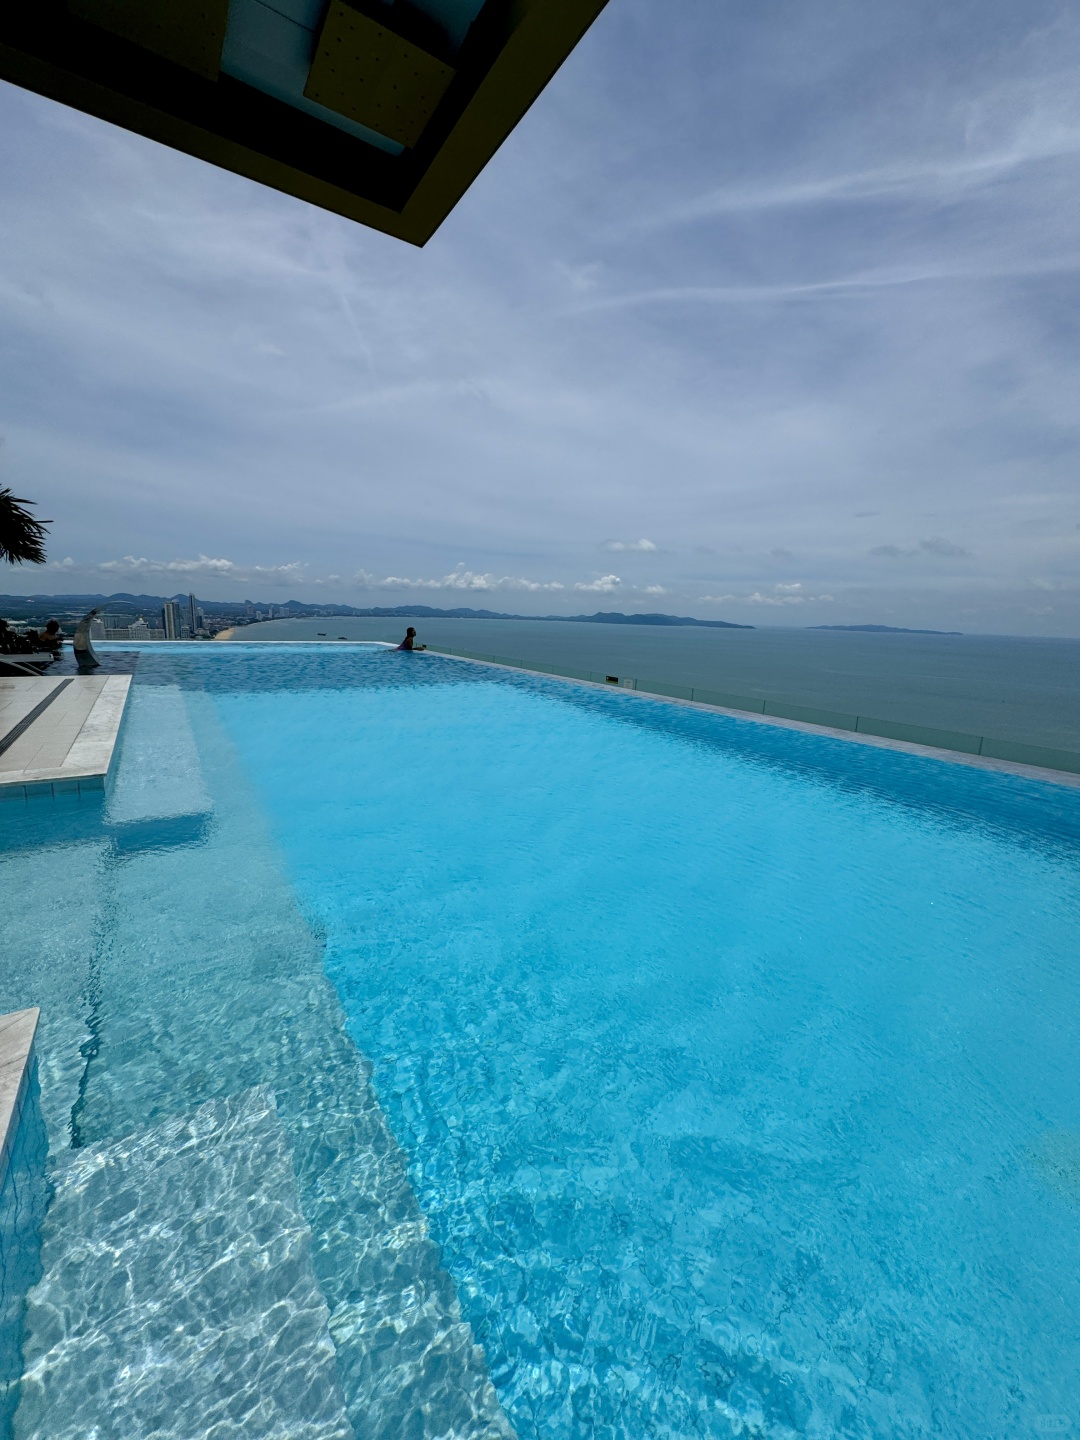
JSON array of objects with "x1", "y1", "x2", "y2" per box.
[{"x1": 0, "y1": 487, "x2": 51, "y2": 565}]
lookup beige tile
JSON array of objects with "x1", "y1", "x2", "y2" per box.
[
  {"x1": 0, "y1": 678, "x2": 59, "y2": 737},
  {"x1": 2, "y1": 683, "x2": 101, "y2": 772}
]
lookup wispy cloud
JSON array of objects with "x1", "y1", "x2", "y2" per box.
[
  {"x1": 49, "y1": 555, "x2": 307, "y2": 586},
  {"x1": 753, "y1": 592, "x2": 834, "y2": 606},
  {"x1": 355, "y1": 566, "x2": 564, "y2": 593},
  {"x1": 648, "y1": 132, "x2": 1080, "y2": 230},
  {"x1": 4, "y1": 0, "x2": 1080, "y2": 635},
  {"x1": 570, "y1": 261, "x2": 1080, "y2": 315},
  {"x1": 699, "y1": 583, "x2": 834, "y2": 606},
  {"x1": 351, "y1": 569, "x2": 668, "y2": 597},
  {"x1": 871, "y1": 538, "x2": 970, "y2": 558}
]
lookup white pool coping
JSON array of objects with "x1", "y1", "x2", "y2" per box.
[
  {"x1": 0, "y1": 675, "x2": 131, "y2": 800},
  {"x1": 0, "y1": 1007, "x2": 39, "y2": 1184}
]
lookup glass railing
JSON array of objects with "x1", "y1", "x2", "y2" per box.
[{"x1": 424, "y1": 646, "x2": 1080, "y2": 777}]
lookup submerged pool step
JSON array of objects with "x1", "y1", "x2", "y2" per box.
[
  {"x1": 105, "y1": 685, "x2": 212, "y2": 828},
  {"x1": 14, "y1": 1087, "x2": 353, "y2": 1440}
]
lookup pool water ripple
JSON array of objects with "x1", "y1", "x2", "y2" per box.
[
  {"x1": 1, "y1": 645, "x2": 1078, "y2": 1439},
  {"x1": 208, "y1": 650, "x2": 1080, "y2": 1439}
]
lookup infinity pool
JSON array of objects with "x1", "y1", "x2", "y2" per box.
[{"x1": 2, "y1": 645, "x2": 1079, "y2": 1439}]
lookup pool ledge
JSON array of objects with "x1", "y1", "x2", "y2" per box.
[
  {"x1": 661, "y1": 690, "x2": 1080, "y2": 790},
  {"x1": 0, "y1": 1007, "x2": 40, "y2": 1186},
  {"x1": 438, "y1": 652, "x2": 1080, "y2": 791},
  {"x1": 0, "y1": 675, "x2": 131, "y2": 802}
]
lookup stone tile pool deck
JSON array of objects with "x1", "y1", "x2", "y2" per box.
[{"x1": 0, "y1": 677, "x2": 130, "y2": 801}]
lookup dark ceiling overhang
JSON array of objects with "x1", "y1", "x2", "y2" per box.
[{"x1": 0, "y1": 0, "x2": 609, "y2": 244}]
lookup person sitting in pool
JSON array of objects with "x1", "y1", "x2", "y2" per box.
[
  {"x1": 41, "y1": 619, "x2": 64, "y2": 651},
  {"x1": 396, "y1": 626, "x2": 425, "y2": 651}
]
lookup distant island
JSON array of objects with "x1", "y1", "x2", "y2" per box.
[
  {"x1": 0, "y1": 593, "x2": 752, "y2": 630},
  {"x1": 552, "y1": 611, "x2": 752, "y2": 629},
  {"x1": 811, "y1": 624, "x2": 963, "y2": 635}
]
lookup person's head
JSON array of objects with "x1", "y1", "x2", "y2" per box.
[
  {"x1": 44, "y1": 619, "x2": 60, "y2": 635},
  {"x1": 406, "y1": 627, "x2": 416, "y2": 637}
]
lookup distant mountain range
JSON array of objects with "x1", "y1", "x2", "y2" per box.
[
  {"x1": 810, "y1": 624, "x2": 963, "y2": 635},
  {"x1": 0, "y1": 591, "x2": 248, "y2": 615},
  {"x1": 0, "y1": 594, "x2": 968, "y2": 635},
  {"x1": 0, "y1": 593, "x2": 753, "y2": 628}
]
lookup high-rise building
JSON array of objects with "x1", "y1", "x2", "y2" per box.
[
  {"x1": 162, "y1": 601, "x2": 181, "y2": 640},
  {"x1": 101, "y1": 615, "x2": 163, "y2": 640},
  {"x1": 188, "y1": 593, "x2": 198, "y2": 636}
]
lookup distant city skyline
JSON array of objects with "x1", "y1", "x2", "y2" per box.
[{"x1": 1, "y1": 0, "x2": 1079, "y2": 636}]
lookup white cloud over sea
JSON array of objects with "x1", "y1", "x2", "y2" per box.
[
  {"x1": 2, "y1": 0, "x2": 1080, "y2": 633},
  {"x1": 700, "y1": 584, "x2": 835, "y2": 607},
  {"x1": 39, "y1": 555, "x2": 674, "y2": 601},
  {"x1": 355, "y1": 566, "x2": 565, "y2": 593},
  {"x1": 45, "y1": 554, "x2": 308, "y2": 587}
]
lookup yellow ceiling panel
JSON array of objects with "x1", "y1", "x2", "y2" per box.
[{"x1": 304, "y1": 3, "x2": 455, "y2": 149}]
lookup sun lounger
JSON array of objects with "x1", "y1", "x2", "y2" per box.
[{"x1": 0, "y1": 653, "x2": 56, "y2": 676}]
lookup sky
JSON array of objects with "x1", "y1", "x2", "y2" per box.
[{"x1": 1, "y1": 0, "x2": 1079, "y2": 633}]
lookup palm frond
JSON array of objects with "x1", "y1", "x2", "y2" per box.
[{"x1": 0, "y1": 487, "x2": 51, "y2": 565}]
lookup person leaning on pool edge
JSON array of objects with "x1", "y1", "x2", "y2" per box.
[{"x1": 396, "y1": 626, "x2": 426, "y2": 651}]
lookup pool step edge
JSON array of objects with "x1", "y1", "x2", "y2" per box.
[{"x1": 14, "y1": 1086, "x2": 355, "y2": 1440}]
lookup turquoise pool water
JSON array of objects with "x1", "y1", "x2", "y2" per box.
[{"x1": 2, "y1": 644, "x2": 1079, "y2": 1438}]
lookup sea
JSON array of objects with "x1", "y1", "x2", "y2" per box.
[{"x1": 228, "y1": 618, "x2": 1080, "y2": 752}]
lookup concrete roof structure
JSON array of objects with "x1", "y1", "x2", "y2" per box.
[{"x1": 0, "y1": 0, "x2": 609, "y2": 243}]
